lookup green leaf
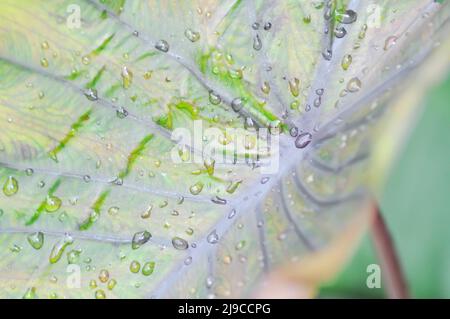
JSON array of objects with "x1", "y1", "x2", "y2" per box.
[{"x1": 0, "y1": 0, "x2": 449, "y2": 298}]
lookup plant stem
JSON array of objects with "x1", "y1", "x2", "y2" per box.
[{"x1": 370, "y1": 201, "x2": 409, "y2": 299}]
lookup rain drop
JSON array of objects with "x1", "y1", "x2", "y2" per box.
[
  {"x1": 295, "y1": 132, "x2": 312, "y2": 149},
  {"x1": 27, "y1": 232, "x2": 44, "y2": 250},
  {"x1": 131, "y1": 230, "x2": 152, "y2": 250},
  {"x1": 3, "y1": 176, "x2": 19, "y2": 196},
  {"x1": 155, "y1": 39, "x2": 169, "y2": 52},
  {"x1": 172, "y1": 236, "x2": 189, "y2": 250}
]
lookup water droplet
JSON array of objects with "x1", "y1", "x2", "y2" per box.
[
  {"x1": 172, "y1": 236, "x2": 189, "y2": 250},
  {"x1": 384, "y1": 35, "x2": 398, "y2": 51},
  {"x1": 41, "y1": 41, "x2": 49, "y2": 50},
  {"x1": 40, "y1": 58, "x2": 49, "y2": 68},
  {"x1": 204, "y1": 158, "x2": 215, "y2": 176},
  {"x1": 99, "y1": 269, "x2": 109, "y2": 283},
  {"x1": 121, "y1": 66, "x2": 133, "y2": 89},
  {"x1": 347, "y1": 77, "x2": 362, "y2": 93},
  {"x1": 231, "y1": 98, "x2": 244, "y2": 112},
  {"x1": 184, "y1": 256, "x2": 192, "y2": 265},
  {"x1": 341, "y1": 54, "x2": 352, "y2": 71},
  {"x1": 142, "y1": 261, "x2": 155, "y2": 276},
  {"x1": 25, "y1": 168, "x2": 34, "y2": 176},
  {"x1": 95, "y1": 289, "x2": 106, "y2": 299},
  {"x1": 189, "y1": 181, "x2": 204, "y2": 195},
  {"x1": 253, "y1": 35, "x2": 262, "y2": 51},
  {"x1": 322, "y1": 48, "x2": 332, "y2": 60},
  {"x1": 22, "y1": 287, "x2": 37, "y2": 299},
  {"x1": 334, "y1": 26, "x2": 347, "y2": 38},
  {"x1": 184, "y1": 28, "x2": 200, "y2": 42},
  {"x1": 288, "y1": 78, "x2": 300, "y2": 97},
  {"x1": 81, "y1": 55, "x2": 91, "y2": 65},
  {"x1": 84, "y1": 88, "x2": 98, "y2": 101},
  {"x1": 129, "y1": 260, "x2": 141, "y2": 273},
  {"x1": 261, "y1": 81, "x2": 270, "y2": 94},
  {"x1": 263, "y1": 22, "x2": 272, "y2": 30},
  {"x1": 49, "y1": 233, "x2": 73, "y2": 264},
  {"x1": 228, "y1": 209, "x2": 236, "y2": 219},
  {"x1": 67, "y1": 249, "x2": 81, "y2": 264},
  {"x1": 209, "y1": 91, "x2": 221, "y2": 105},
  {"x1": 211, "y1": 196, "x2": 227, "y2": 205},
  {"x1": 295, "y1": 132, "x2": 312, "y2": 149},
  {"x1": 27, "y1": 232, "x2": 44, "y2": 250},
  {"x1": 155, "y1": 40, "x2": 169, "y2": 52},
  {"x1": 45, "y1": 195, "x2": 62, "y2": 212},
  {"x1": 338, "y1": 9, "x2": 358, "y2": 24},
  {"x1": 131, "y1": 230, "x2": 152, "y2": 249},
  {"x1": 107, "y1": 279, "x2": 117, "y2": 290},
  {"x1": 141, "y1": 205, "x2": 152, "y2": 219},
  {"x1": 108, "y1": 206, "x2": 119, "y2": 216},
  {"x1": 207, "y1": 230, "x2": 219, "y2": 244},
  {"x1": 3, "y1": 176, "x2": 19, "y2": 196},
  {"x1": 226, "y1": 180, "x2": 242, "y2": 194},
  {"x1": 251, "y1": 22, "x2": 260, "y2": 30},
  {"x1": 116, "y1": 107, "x2": 128, "y2": 119},
  {"x1": 289, "y1": 126, "x2": 299, "y2": 137}
]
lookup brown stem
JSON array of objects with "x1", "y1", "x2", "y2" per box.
[{"x1": 370, "y1": 201, "x2": 409, "y2": 299}]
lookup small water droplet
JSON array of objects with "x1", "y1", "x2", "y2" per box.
[
  {"x1": 25, "y1": 168, "x2": 34, "y2": 176},
  {"x1": 44, "y1": 195, "x2": 62, "y2": 212},
  {"x1": 155, "y1": 40, "x2": 169, "y2": 52},
  {"x1": 384, "y1": 35, "x2": 398, "y2": 51},
  {"x1": 289, "y1": 78, "x2": 300, "y2": 97},
  {"x1": 341, "y1": 54, "x2": 352, "y2": 71},
  {"x1": 209, "y1": 91, "x2": 221, "y2": 105},
  {"x1": 347, "y1": 77, "x2": 362, "y2": 93},
  {"x1": 142, "y1": 261, "x2": 155, "y2": 276},
  {"x1": 253, "y1": 35, "x2": 262, "y2": 51},
  {"x1": 129, "y1": 260, "x2": 141, "y2": 273},
  {"x1": 121, "y1": 66, "x2": 133, "y2": 89},
  {"x1": 263, "y1": 22, "x2": 272, "y2": 30},
  {"x1": 84, "y1": 88, "x2": 98, "y2": 101},
  {"x1": 95, "y1": 289, "x2": 106, "y2": 299},
  {"x1": 27, "y1": 232, "x2": 44, "y2": 250},
  {"x1": 81, "y1": 55, "x2": 91, "y2": 65},
  {"x1": 334, "y1": 26, "x2": 347, "y2": 38},
  {"x1": 189, "y1": 181, "x2": 204, "y2": 195},
  {"x1": 231, "y1": 98, "x2": 244, "y2": 112},
  {"x1": 184, "y1": 28, "x2": 200, "y2": 42},
  {"x1": 207, "y1": 230, "x2": 219, "y2": 244},
  {"x1": 40, "y1": 58, "x2": 49, "y2": 68},
  {"x1": 141, "y1": 205, "x2": 152, "y2": 219},
  {"x1": 3, "y1": 176, "x2": 19, "y2": 196},
  {"x1": 172, "y1": 236, "x2": 189, "y2": 250},
  {"x1": 99, "y1": 269, "x2": 109, "y2": 283}
]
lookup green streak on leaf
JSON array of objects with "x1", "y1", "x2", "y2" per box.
[
  {"x1": 79, "y1": 190, "x2": 111, "y2": 231},
  {"x1": 86, "y1": 65, "x2": 106, "y2": 89},
  {"x1": 91, "y1": 33, "x2": 115, "y2": 57},
  {"x1": 48, "y1": 109, "x2": 92, "y2": 162},
  {"x1": 118, "y1": 134, "x2": 154, "y2": 179},
  {"x1": 134, "y1": 51, "x2": 157, "y2": 62},
  {"x1": 26, "y1": 179, "x2": 62, "y2": 226}
]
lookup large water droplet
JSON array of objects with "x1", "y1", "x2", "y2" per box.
[
  {"x1": 131, "y1": 230, "x2": 152, "y2": 249},
  {"x1": 295, "y1": 132, "x2": 312, "y2": 149},
  {"x1": 45, "y1": 195, "x2": 62, "y2": 212},
  {"x1": 341, "y1": 54, "x2": 352, "y2": 71},
  {"x1": 231, "y1": 98, "x2": 244, "y2": 112},
  {"x1": 209, "y1": 91, "x2": 221, "y2": 105},
  {"x1": 84, "y1": 88, "x2": 98, "y2": 101},
  {"x1": 347, "y1": 77, "x2": 362, "y2": 93}
]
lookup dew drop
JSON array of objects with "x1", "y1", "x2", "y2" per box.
[
  {"x1": 129, "y1": 260, "x2": 141, "y2": 273},
  {"x1": 155, "y1": 39, "x2": 169, "y2": 52},
  {"x1": 261, "y1": 81, "x2": 270, "y2": 94},
  {"x1": 99, "y1": 269, "x2": 109, "y2": 283},
  {"x1": 141, "y1": 205, "x2": 152, "y2": 219},
  {"x1": 295, "y1": 132, "x2": 312, "y2": 149},
  {"x1": 189, "y1": 181, "x2": 204, "y2": 195},
  {"x1": 288, "y1": 78, "x2": 300, "y2": 97},
  {"x1": 184, "y1": 28, "x2": 200, "y2": 42},
  {"x1": 341, "y1": 54, "x2": 352, "y2": 71},
  {"x1": 84, "y1": 88, "x2": 98, "y2": 101},
  {"x1": 334, "y1": 26, "x2": 347, "y2": 38},
  {"x1": 49, "y1": 233, "x2": 73, "y2": 264},
  {"x1": 339, "y1": 9, "x2": 358, "y2": 24},
  {"x1": 95, "y1": 290, "x2": 106, "y2": 299},
  {"x1": 347, "y1": 77, "x2": 362, "y2": 93},
  {"x1": 253, "y1": 35, "x2": 262, "y2": 51},
  {"x1": 121, "y1": 66, "x2": 133, "y2": 89},
  {"x1": 27, "y1": 232, "x2": 44, "y2": 250},
  {"x1": 3, "y1": 176, "x2": 19, "y2": 196},
  {"x1": 384, "y1": 35, "x2": 398, "y2": 51},
  {"x1": 81, "y1": 55, "x2": 91, "y2": 65},
  {"x1": 231, "y1": 98, "x2": 244, "y2": 112},
  {"x1": 228, "y1": 209, "x2": 236, "y2": 219},
  {"x1": 40, "y1": 58, "x2": 49, "y2": 68},
  {"x1": 131, "y1": 230, "x2": 152, "y2": 250},
  {"x1": 209, "y1": 91, "x2": 221, "y2": 105},
  {"x1": 172, "y1": 236, "x2": 189, "y2": 250},
  {"x1": 207, "y1": 230, "x2": 219, "y2": 244},
  {"x1": 263, "y1": 22, "x2": 272, "y2": 30},
  {"x1": 142, "y1": 261, "x2": 155, "y2": 276},
  {"x1": 44, "y1": 195, "x2": 62, "y2": 212}
]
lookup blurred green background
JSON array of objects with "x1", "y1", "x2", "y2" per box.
[{"x1": 320, "y1": 73, "x2": 450, "y2": 298}]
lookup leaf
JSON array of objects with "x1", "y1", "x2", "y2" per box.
[{"x1": 0, "y1": 0, "x2": 448, "y2": 298}]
